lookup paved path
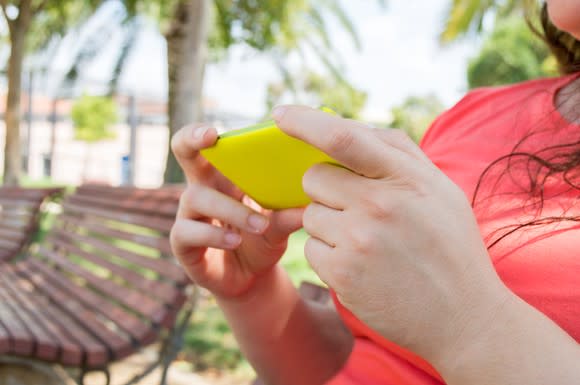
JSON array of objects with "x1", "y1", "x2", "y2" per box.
[{"x1": 0, "y1": 346, "x2": 216, "y2": 385}]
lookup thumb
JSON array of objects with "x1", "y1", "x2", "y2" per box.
[
  {"x1": 266, "y1": 208, "x2": 305, "y2": 244},
  {"x1": 273, "y1": 105, "x2": 404, "y2": 178}
]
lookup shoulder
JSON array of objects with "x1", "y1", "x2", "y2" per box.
[{"x1": 420, "y1": 76, "x2": 567, "y2": 150}]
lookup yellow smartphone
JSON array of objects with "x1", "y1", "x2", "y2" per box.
[{"x1": 200, "y1": 118, "x2": 341, "y2": 210}]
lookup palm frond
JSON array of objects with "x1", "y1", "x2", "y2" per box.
[
  {"x1": 440, "y1": 0, "x2": 492, "y2": 43},
  {"x1": 316, "y1": 0, "x2": 361, "y2": 51},
  {"x1": 306, "y1": 6, "x2": 332, "y2": 50},
  {"x1": 108, "y1": 17, "x2": 140, "y2": 95}
]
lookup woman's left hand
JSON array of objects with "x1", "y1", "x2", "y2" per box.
[{"x1": 273, "y1": 105, "x2": 513, "y2": 363}]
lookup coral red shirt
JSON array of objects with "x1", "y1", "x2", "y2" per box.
[{"x1": 327, "y1": 72, "x2": 580, "y2": 385}]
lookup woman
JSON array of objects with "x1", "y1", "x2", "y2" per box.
[{"x1": 169, "y1": 1, "x2": 580, "y2": 384}]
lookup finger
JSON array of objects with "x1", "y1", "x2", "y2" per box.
[
  {"x1": 178, "y1": 183, "x2": 269, "y2": 234},
  {"x1": 265, "y1": 208, "x2": 305, "y2": 244},
  {"x1": 372, "y1": 128, "x2": 432, "y2": 164},
  {"x1": 304, "y1": 236, "x2": 335, "y2": 286},
  {"x1": 171, "y1": 124, "x2": 219, "y2": 182},
  {"x1": 303, "y1": 163, "x2": 365, "y2": 210},
  {"x1": 273, "y1": 105, "x2": 411, "y2": 178},
  {"x1": 303, "y1": 203, "x2": 342, "y2": 247},
  {"x1": 170, "y1": 219, "x2": 242, "y2": 265}
]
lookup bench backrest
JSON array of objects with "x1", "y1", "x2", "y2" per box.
[
  {"x1": 0, "y1": 187, "x2": 61, "y2": 262},
  {"x1": 35, "y1": 185, "x2": 189, "y2": 336}
]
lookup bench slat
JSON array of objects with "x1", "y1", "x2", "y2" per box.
[
  {"x1": 0, "y1": 272, "x2": 60, "y2": 361},
  {"x1": 0, "y1": 188, "x2": 61, "y2": 200},
  {"x1": 0, "y1": 284, "x2": 35, "y2": 355},
  {"x1": 67, "y1": 194, "x2": 178, "y2": 217},
  {"x1": 0, "y1": 185, "x2": 190, "y2": 369},
  {"x1": 50, "y1": 229, "x2": 186, "y2": 283},
  {"x1": 0, "y1": 227, "x2": 26, "y2": 240},
  {"x1": 52, "y1": 233, "x2": 179, "y2": 304},
  {"x1": 63, "y1": 202, "x2": 175, "y2": 233},
  {"x1": 37, "y1": 247, "x2": 166, "y2": 321},
  {"x1": 15, "y1": 260, "x2": 133, "y2": 360},
  {"x1": 10, "y1": 263, "x2": 109, "y2": 367},
  {"x1": 0, "y1": 265, "x2": 84, "y2": 366},
  {"x1": 0, "y1": 320, "x2": 9, "y2": 354},
  {"x1": 59, "y1": 215, "x2": 173, "y2": 255},
  {"x1": 0, "y1": 238, "x2": 20, "y2": 250},
  {"x1": 0, "y1": 198, "x2": 38, "y2": 209},
  {"x1": 0, "y1": 221, "x2": 29, "y2": 232},
  {"x1": 24, "y1": 258, "x2": 158, "y2": 343}
]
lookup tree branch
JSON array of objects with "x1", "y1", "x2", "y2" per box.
[
  {"x1": 0, "y1": 1, "x2": 15, "y2": 34},
  {"x1": 32, "y1": 0, "x2": 48, "y2": 15}
]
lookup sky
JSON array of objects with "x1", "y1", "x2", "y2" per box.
[
  {"x1": 199, "y1": 0, "x2": 481, "y2": 122},
  {"x1": 28, "y1": 0, "x2": 482, "y2": 124}
]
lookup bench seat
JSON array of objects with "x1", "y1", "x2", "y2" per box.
[
  {"x1": 0, "y1": 187, "x2": 62, "y2": 261},
  {"x1": 0, "y1": 185, "x2": 191, "y2": 376}
]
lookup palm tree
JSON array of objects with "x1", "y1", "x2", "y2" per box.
[
  {"x1": 440, "y1": 0, "x2": 534, "y2": 43},
  {"x1": 45, "y1": 0, "x2": 386, "y2": 183}
]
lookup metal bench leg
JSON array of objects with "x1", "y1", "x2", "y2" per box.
[
  {"x1": 159, "y1": 286, "x2": 199, "y2": 385},
  {"x1": 119, "y1": 286, "x2": 199, "y2": 385},
  {"x1": 79, "y1": 367, "x2": 111, "y2": 385}
]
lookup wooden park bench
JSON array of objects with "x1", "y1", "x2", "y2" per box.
[
  {"x1": 0, "y1": 185, "x2": 196, "y2": 385},
  {"x1": 0, "y1": 187, "x2": 62, "y2": 262}
]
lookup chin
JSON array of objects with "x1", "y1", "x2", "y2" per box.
[{"x1": 547, "y1": 0, "x2": 580, "y2": 39}]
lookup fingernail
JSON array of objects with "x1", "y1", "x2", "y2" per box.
[
  {"x1": 224, "y1": 232, "x2": 242, "y2": 247},
  {"x1": 272, "y1": 106, "x2": 286, "y2": 121},
  {"x1": 248, "y1": 214, "x2": 268, "y2": 233},
  {"x1": 193, "y1": 126, "x2": 209, "y2": 139}
]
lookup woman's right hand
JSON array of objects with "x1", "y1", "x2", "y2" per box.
[{"x1": 170, "y1": 124, "x2": 304, "y2": 299}]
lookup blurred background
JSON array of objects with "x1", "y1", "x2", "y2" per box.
[{"x1": 0, "y1": 0, "x2": 558, "y2": 383}]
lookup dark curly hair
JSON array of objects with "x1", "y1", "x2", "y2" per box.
[
  {"x1": 472, "y1": 3, "x2": 580, "y2": 249},
  {"x1": 539, "y1": 3, "x2": 580, "y2": 73}
]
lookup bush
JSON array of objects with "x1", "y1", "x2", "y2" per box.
[{"x1": 71, "y1": 94, "x2": 118, "y2": 142}]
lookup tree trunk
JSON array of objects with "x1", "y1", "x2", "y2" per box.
[
  {"x1": 2, "y1": 2, "x2": 32, "y2": 186},
  {"x1": 163, "y1": 0, "x2": 210, "y2": 184}
]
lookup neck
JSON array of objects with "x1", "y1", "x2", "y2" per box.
[{"x1": 556, "y1": 74, "x2": 580, "y2": 125}]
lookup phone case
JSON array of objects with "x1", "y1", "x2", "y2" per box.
[{"x1": 200, "y1": 120, "x2": 341, "y2": 209}]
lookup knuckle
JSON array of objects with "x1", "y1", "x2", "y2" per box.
[
  {"x1": 328, "y1": 128, "x2": 355, "y2": 154},
  {"x1": 347, "y1": 227, "x2": 376, "y2": 254},
  {"x1": 179, "y1": 184, "x2": 197, "y2": 209},
  {"x1": 360, "y1": 190, "x2": 393, "y2": 220},
  {"x1": 390, "y1": 128, "x2": 412, "y2": 142},
  {"x1": 303, "y1": 237, "x2": 317, "y2": 260},
  {"x1": 302, "y1": 204, "x2": 323, "y2": 234},
  {"x1": 302, "y1": 204, "x2": 316, "y2": 225},
  {"x1": 329, "y1": 260, "x2": 363, "y2": 292},
  {"x1": 170, "y1": 219, "x2": 189, "y2": 247},
  {"x1": 185, "y1": 183, "x2": 206, "y2": 207},
  {"x1": 170, "y1": 128, "x2": 186, "y2": 154},
  {"x1": 302, "y1": 165, "x2": 320, "y2": 192}
]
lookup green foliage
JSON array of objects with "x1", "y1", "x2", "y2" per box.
[
  {"x1": 71, "y1": 95, "x2": 118, "y2": 143},
  {"x1": 467, "y1": 18, "x2": 558, "y2": 88},
  {"x1": 26, "y1": 1, "x2": 101, "y2": 51},
  {"x1": 0, "y1": 0, "x2": 102, "y2": 50},
  {"x1": 441, "y1": 0, "x2": 536, "y2": 42},
  {"x1": 389, "y1": 94, "x2": 445, "y2": 142},
  {"x1": 184, "y1": 296, "x2": 244, "y2": 371},
  {"x1": 267, "y1": 71, "x2": 368, "y2": 119}
]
